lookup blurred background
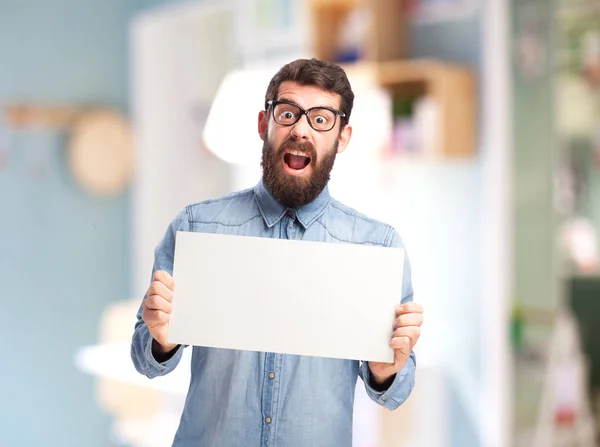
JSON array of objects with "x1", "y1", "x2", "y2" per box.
[{"x1": 1, "y1": 0, "x2": 600, "y2": 446}]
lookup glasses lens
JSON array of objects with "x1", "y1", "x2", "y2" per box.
[
  {"x1": 273, "y1": 103, "x2": 301, "y2": 126},
  {"x1": 308, "y1": 108, "x2": 336, "y2": 131}
]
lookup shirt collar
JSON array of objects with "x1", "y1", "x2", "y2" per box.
[{"x1": 254, "y1": 178, "x2": 331, "y2": 229}]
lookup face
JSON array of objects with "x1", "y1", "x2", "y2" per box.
[{"x1": 258, "y1": 81, "x2": 352, "y2": 208}]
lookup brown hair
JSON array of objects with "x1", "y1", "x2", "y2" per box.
[{"x1": 264, "y1": 58, "x2": 354, "y2": 127}]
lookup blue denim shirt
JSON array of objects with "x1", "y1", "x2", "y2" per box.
[{"x1": 131, "y1": 179, "x2": 415, "y2": 447}]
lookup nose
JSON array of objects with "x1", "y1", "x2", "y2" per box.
[{"x1": 290, "y1": 113, "x2": 311, "y2": 140}]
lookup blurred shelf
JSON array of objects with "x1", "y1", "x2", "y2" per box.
[
  {"x1": 309, "y1": 0, "x2": 406, "y2": 63},
  {"x1": 308, "y1": 0, "x2": 477, "y2": 159},
  {"x1": 344, "y1": 59, "x2": 477, "y2": 158},
  {"x1": 3, "y1": 103, "x2": 120, "y2": 129},
  {"x1": 3, "y1": 104, "x2": 81, "y2": 128},
  {"x1": 571, "y1": 272, "x2": 600, "y2": 279}
]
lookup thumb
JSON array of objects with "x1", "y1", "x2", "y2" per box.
[{"x1": 394, "y1": 336, "x2": 411, "y2": 366}]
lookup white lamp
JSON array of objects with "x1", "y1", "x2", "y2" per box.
[{"x1": 203, "y1": 68, "x2": 272, "y2": 164}]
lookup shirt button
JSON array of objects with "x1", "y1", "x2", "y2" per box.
[
  {"x1": 265, "y1": 417, "x2": 272, "y2": 424},
  {"x1": 268, "y1": 372, "x2": 275, "y2": 379}
]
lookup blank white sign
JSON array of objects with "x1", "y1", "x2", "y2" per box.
[{"x1": 168, "y1": 231, "x2": 405, "y2": 363}]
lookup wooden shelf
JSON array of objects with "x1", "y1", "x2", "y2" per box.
[
  {"x1": 3, "y1": 104, "x2": 81, "y2": 128},
  {"x1": 309, "y1": 0, "x2": 477, "y2": 158},
  {"x1": 344, "y1": 60, "x2": 477, "y2": 158},
  {"x1": 309, "y1": 0, "x2": 407, "y2": 63}
]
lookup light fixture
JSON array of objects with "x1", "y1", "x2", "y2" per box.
[{"x1": 202, "y1": 68, "x2": 272, "y2": 165}]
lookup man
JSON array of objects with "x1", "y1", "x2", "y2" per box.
[{"x1": 131, "y1": 58, "x2": 424, "y2": 447}]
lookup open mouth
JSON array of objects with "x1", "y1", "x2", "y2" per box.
[{"x1": 283, "y1": 150, "x2": 311, "y2": 171}]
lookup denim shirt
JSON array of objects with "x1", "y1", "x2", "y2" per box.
[{"x1": 131, "y1": 179, "x2": 415, "y2": 447}]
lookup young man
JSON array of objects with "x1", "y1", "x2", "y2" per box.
[{"x1": 131, "y1": 58, "x2": 424, "y2": 447}]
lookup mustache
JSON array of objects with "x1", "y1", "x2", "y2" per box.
[{"x1": 278, "y1": 139, "x2": 316, "y2": 158}]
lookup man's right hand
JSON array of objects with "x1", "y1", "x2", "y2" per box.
[{"x1": 142, "y1": 270, "x2": 178, "y2": 356}]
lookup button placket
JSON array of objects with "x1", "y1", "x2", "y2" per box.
[
  {"x1": 286, "y1": 209, "x2": 296, "y2": 239},
  {"x1": 260, "y1": 353, "x2": 276, "y2": 445}
]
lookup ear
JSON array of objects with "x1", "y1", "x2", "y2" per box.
[
  {"x1": 258, "y1": 110, "x2": 268, "y2": 141},
  {"x1": 336, "y1": 124, "x2": 352, "y2": 154}
]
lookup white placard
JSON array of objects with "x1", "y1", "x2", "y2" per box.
[{"x1": 169, "y1": 231, "x2": 405, "y2": 363}]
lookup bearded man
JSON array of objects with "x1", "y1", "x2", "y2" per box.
[{"x1": 131, "y1": 58, "x2": 424, "y2": 447}]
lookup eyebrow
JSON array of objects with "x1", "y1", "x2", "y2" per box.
[{"x1": 277, "y1": 97, "x2": 337, "y2": 110}]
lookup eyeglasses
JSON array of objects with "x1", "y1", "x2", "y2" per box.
[{"x1": 267, "y1": 100, "x2": 345, "y2": 132}]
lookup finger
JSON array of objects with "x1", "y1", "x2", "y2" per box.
[
  {"x1": 392, "y1": 326, "x2": 421, "y2": 347},
  {"x1": 396, "y1": 302, "x2": 423, "y2": 316},
  {"x1": 154, "y1": 270, "x2": 175, "y2": 292},
  {"x1": 142, "y1": 306, "x2": 170, "y2": 326},
  {"x1": 144, "y1": 294, "x2": 173, "y2": 314},
  {"x1": 147, "y1": 280, "x2": 174, "y2": 303},
  {"x1": 393, "y1": 313, "x2": 423, "y2": 329}
]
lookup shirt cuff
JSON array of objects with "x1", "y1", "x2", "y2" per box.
[
  {"x1": 143, "y1": 331, "x2": 184, "y2": 376},
  {"x1": 362, "y1": 355, "x2": 416, "y2": 410}
]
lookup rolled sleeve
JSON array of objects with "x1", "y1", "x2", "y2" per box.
[
  {"x1": 143, "y1": 328, "x2": 185, "y2": 375},
  {"x1": 130, "y1": 207, "x2": 190, "y2": 379},
  {"x1": 360, "y1": 354, "x2": 416, "y2": 410},
  {"x1": 129, "y1": 312, "x2": 186, "y2": 378}
]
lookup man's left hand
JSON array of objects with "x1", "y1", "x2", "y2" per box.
[{"x1": 368, "y1": 302, "x2": 424, "y2": 385}]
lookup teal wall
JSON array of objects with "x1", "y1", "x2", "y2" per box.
[
  {"x1": 0, "y1": 1, "x2": 180, "y2": 446},
  {"x1": 511, "y1": 0, "x2": 558, "y2": 312},
  {"x1": 510, "y1": 0, "x2": 558, "y2": 441}
]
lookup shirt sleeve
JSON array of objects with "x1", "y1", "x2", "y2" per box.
[
  {"x1": 130, "y1": 207, "x2": 191, "y2": 379},
  {"x1": 359, "y1": 226, "x2": 416, "y2": 410}
]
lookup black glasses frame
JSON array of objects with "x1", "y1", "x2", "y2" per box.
[{"x1": 267, "y1": 99, "x2": 346, "y2": 132}]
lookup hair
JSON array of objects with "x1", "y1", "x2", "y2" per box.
[{"x1": 264, "y1": 58, "x2": 354, "y2": 127}]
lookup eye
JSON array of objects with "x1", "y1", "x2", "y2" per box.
[
  {"x1": 313, "y1": 115, "x2": 328, "y2": 125},
  {"x1": 275, "y1": 105, "x2": 298, "y2": 122}
]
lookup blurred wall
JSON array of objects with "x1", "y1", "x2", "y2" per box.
[
  {"x1": 0, "y1": 1, "x2": 182, "y2": 446},
  {"x1": 410, "y1": 11, "x2": 481, "y2": 70},
  {"x1": 409, "y1": 10, "x2": 483, "y2": 447},
  {"x1": 511, "y1": 0, "x2": 558, "y2": 312}
]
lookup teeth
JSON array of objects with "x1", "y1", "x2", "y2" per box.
[{"x1": 287, "y1": 150, "x2": 309, "y2": 157}]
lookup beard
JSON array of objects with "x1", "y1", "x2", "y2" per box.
[{"x1": 261, "y1": 134, "x2": 338, "y2": 208}]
